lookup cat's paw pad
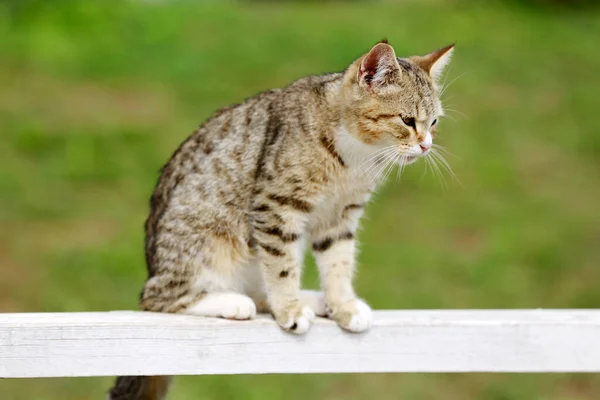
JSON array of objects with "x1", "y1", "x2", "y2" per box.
[
  {"x1": 328, "y1": 298, "x2": 372, "y2": 333},
  {"x1": 275, "y1": 303, "x2": 315, "y2": 335},
  {"x1": 299, "y1": 290, "x2": 327, "y2": 317}
]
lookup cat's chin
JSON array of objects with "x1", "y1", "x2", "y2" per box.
[{"x1": 400, "y1": 155, "x2": 421, "y2": 165}]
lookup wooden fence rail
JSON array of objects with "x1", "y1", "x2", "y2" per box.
[{"x1": 1, "y1": 310, "x2": 599, "y2": 378}]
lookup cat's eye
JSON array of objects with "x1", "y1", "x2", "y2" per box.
[{"x1": 401, "y1": 116, "x2": 416, "y2": 129}]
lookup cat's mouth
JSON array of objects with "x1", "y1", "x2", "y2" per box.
[
  {"x1": 401, "y1": 147, "x2": 430, "y2": 165},
  {"x1": 401, "y1": 154, "x2": 421, "y2": 165}
]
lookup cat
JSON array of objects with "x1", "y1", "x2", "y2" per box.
[{"x1": 108, "y1": 40, "x2": 454, "y2": 400}]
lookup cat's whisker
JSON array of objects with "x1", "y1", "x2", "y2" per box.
[
  {"x1": 370, "y1": 151, "x2": 398, "y2": 185},
  {"x1": 380, "y1": 162, "x2": 393, "y2": 184},
  {"x1": 361, "y1": 147, "x2": 398, "y2": 179},
  {"x1": 359, "y1": 145, "x2": 397, "y2": 170},
  {"x1": 398, "y1": 153, "x2": 412, "y2": 183},
  {"x1": 397, "y1": 154, "x2": 408, "y2": 183},
  {"x1": 439, "y1": 72, "x2": 466, "y2": 98},
  {"x1": 360, "y1": 151, "x2": 392, "y2": 179},
  {"x1": 427, "y1": 151, "x2": 447, "y2": 191},
  {"x1": 374, "y1": 152, "x2": 398, "y2": 183},
  {"x1": 440, "y1": 113, "x2": 459, "y2": 125},
  {"x1": 430, "y1": 149, "x2": 454, "y2": 176},
  {"x1": 431, "y1": 143, "x2": 447, "y2": 152},
  {"x1": 432, "y1": 144, "x2": 461, "y2": 160},
  {"x1": 360, "y1": 145, "x2": 397, "y2": 169},
  {"x1": 439, "y1": 62, "x2": 457, "y2": 98},
  {"x1": 402, "y1": 154, "x2": 410, "y2": 176},
  {"x1": 427, "y1": 155, "x2": 441, "y2": 189},
  {"x1": 441, "y1": 103, "x2": 461, "y2": 110},
  {"x1": 361, "y1": 158, "x2": 383, "y2": 180},
  {"x1": 382, "y1": 153, "x2": 399, "y2": 183},
  {"x1": 440, "y1": 69, "x2": 451, "y2": 95},
  {"x1": 390, "y1": 157, "x2": 402, "y2": 183},
  {"x1": 365, "y1": 151, "x2": 390, "y2": 183},
  {"x1": 443, "y1": 108, "x2": 469, "y2": 120},
  {"x1": 423, "y1": 153, "x2": 436, "y2": 183},
  {"x1": 430, "y1": 149, "x2": 463, "y2": 189}
]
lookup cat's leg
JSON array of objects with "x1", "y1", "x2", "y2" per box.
[
  {"x1": 141, "y1": 229, "x2": 257, "y2": 320},
  {"x1": 251, "y1": 202, "x2": 314, "y2": 334},
  {"x1": 312, "y1": 234, "x2": 372, "y2": 332},
  {"x1": 176, "y1": 254, "x2": 258, "y2": 320},
  {"x1": 142, "y1": 271, "x2": 257, "y2": 320},
  {"x1": 310, "y1": 207, "x2": 372, "y2": 332},
  {"x1": 258, "y1": 239, "x2": 315, "y2": 334},
  {"x1": 242, "y1": 246, "x2": 326, "y2": 317}
]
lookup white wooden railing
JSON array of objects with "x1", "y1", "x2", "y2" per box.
[{"x1": 1, "y1": 310, "x2": 599, "y2": 378}]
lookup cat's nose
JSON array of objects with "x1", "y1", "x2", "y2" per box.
[{"x1": 419, "y1": 131, "x2": 433, "y2": 153}]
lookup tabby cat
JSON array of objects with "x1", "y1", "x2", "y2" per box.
[{"x1": 108, "y1": 40, "x2": 454, "y2": 400}]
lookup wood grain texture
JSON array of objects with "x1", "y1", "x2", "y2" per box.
[{"x1": 1, "y1": 310, "x2": 600, "y2": 378}]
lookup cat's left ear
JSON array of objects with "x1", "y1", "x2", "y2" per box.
[
  {"x1": 358, "y1": 40, "x2": 400, "y2": 89},
  {"x1": 411, "y1": 44, "x2": 455, "y2": 82}
]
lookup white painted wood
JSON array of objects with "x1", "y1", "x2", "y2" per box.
[{"x1": 1, "y1": 310, "x2": 600, "y2": 378}]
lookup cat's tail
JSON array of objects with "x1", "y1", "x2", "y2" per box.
[{"x1": 107, "y1": 376, "x2": 172, "y2": 400}]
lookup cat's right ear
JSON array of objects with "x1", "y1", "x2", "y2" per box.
[
  {"x1": 410, "y1": 44, "x2": 455, "y2": 83},
  {"x1": 358, "y1": 41, "x2": 400, "y2": 89}
]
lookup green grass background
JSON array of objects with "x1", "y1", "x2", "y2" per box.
[{"x1": 1, "y1": 0, "x2": 599, "y2": 399}]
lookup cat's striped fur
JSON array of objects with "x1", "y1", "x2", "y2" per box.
[{"x1": 108, "y1": 40, "x2": 454, "y2": 400}]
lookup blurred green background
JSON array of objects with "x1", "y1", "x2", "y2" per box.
[{"x1": 1, "y1": 0, "x2": 599, "y2": 399}]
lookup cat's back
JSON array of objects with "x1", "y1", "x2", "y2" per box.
[
  {"x1": 152, "y1": 73, "x2": 343, "y2": 207},
  {"x1": 155, "y1": 89, "x2": 281, "y2": 202}
]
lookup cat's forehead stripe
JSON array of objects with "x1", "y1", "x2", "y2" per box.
[{"x1": 397, "y1": 58, "x2": 433, "y2": 91}]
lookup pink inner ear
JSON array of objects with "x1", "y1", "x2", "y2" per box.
[
  {"x1": 361, "y1": 48, "x2": 382, "y2": 76},
  {"x1": 360, "y1": 44, "x2": 393, "y2": 79}
]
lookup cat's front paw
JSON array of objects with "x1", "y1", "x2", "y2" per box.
[
  {"x1": 327, "y1": 298, "x2": 372, "y2": 333},
  {"x1": 273, "y1": 301, "x2": 315, "y2": 335}
]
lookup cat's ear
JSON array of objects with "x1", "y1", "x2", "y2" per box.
[
  {"x1": 358, "y1": 41, "x2": 400, "y2": 89},
  {"x1": 411, "y1": 44, "x2": 455, "y2": 82}
]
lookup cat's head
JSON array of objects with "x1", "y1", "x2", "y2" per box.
[{"x1": 341, "y1": 40, "x2": 454, "y2": 166}]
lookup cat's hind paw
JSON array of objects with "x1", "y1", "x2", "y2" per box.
[{"x1": 185, "y1": 292, "x2": 257, "y2": 320}]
